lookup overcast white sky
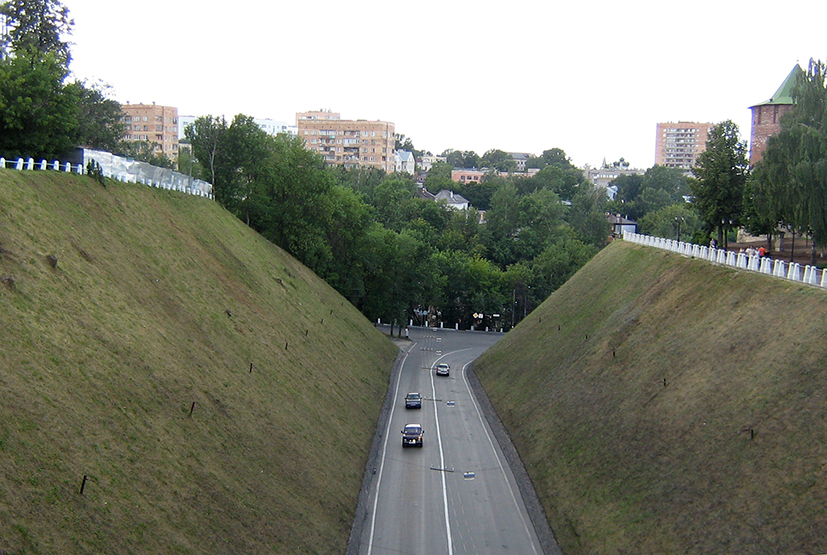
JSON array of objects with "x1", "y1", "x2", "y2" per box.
[{"x1": 66, "y1": 0, "x2": 824, "y2": 170}]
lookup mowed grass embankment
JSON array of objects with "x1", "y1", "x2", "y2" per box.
[
  {"x1": 475, "y1": 240, "x2": 827, "y2": 554},
  {"x1": 0, "y1": 170, "x2": 398, "y2": 554}
]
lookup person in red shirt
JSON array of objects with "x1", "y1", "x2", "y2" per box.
[{"x1": 758, "y1": 246, "x2": 767, "y2": 257}]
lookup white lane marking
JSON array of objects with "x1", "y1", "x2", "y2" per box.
[
  {"x1": 430, "y1": 354, "x2": 454, "y2": 555},
  {"x1": 366, "y1": 342, "x2": 415, "y2": 555},
  {"x1": 460, "y1": 361, "x2": 540, "y2": 554}
]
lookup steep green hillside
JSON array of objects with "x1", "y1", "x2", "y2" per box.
[
  {"x1": 0, "y1": 170, "x2": 398, "y2": 554},
  {"x1": 475, "y1": 240, "x2": 827, "y2": 554}
]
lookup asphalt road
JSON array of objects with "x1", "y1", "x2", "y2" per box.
[{"x1": 349, "y1": 326, "x2": 554, "y2": 555}]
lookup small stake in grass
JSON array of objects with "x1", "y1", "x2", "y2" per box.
[
  {"x1": 189, "y1": 401, "x2": 196, "y2": 416},
  {"x1": 79, "y1": 475, "x2": 88, "y2": 495},
  {"x1": 249, "y1": 363, "x2": 253, "y2": 373},
  {"x1": 305, "y1": 329, "x2": 308, "y2": 336},
  {"x1": 285, "y1": 342, "x2": 289, "y2": 350},
  {"x1": 663, "y1": 378, "x2": 668, "y2": 387}
]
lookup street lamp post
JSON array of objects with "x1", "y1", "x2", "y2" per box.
[{"x1": 675, "y1": 216, "x2": 685, "y2": 242}]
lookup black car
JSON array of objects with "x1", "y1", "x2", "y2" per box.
[
  {"x1": 405, "y1": 392, "x2": 422, "y2": 409},
  {"x1": 401, "y1": 424, "x2": 424, "y2": 447}
]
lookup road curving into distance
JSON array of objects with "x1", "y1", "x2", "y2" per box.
[{"x1": 348, "y1": 326, "x2": 561, "y2": 555}]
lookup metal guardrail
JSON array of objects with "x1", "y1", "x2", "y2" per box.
[{"x1": 623, "y1": 231, "x2": 827, "y2": 288}]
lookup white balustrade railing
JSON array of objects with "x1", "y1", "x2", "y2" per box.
[
  {"x1": 1, "y1": 149, "x2": 213, "y2": 200},
  {"x1": 623, "y1": 231, "x2": 826, "y2": 289}
]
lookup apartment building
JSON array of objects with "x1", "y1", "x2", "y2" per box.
[
  {"x1": 296, "y1": 110, "x2": 395, "y2": 172},
  {"x1": 748, "y1": 64, "x2": 802, "y2": 166},
  {"x1": 121, "y1": 103, "x2": 179, "y2": 159},
  {"x1": 654, "y1": 121, "x2": 713, "y2": 170}
]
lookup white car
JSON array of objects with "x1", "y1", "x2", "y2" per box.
[{"x1": 435, "y1": 363, "x2": 450, "y2": 376}]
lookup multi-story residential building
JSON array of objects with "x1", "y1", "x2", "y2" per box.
[
  {"x1": 654, "y1": 121, "x2": 713, "y2": 170},
  {"x1": 296, "y1": 110, "x2": 395, "y2": 172},
  {"x1": 121, "y1": 103, "x2": 179, "y2": 159},
  {"x1": 748, "y1": 64, "x2": 802, "y2": 166}
]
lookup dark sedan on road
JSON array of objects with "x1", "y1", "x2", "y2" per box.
[
  {"x1": 401, "y1": 424, "x2": 424, "y2": 447},
  {"x1": 405, "y1": 392, "x2": 422, "y2": 409}
]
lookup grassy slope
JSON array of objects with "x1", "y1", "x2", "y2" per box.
[
  {"x1": 0, "y1": 170, "x2": 398, "y2": 554},
  {"x1": 475, "y1": 240, "x2": 827, "y2": 555}
]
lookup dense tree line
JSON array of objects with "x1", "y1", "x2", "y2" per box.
[{"x1": 186, "y1": 115, "x2": 607, "y2": 328}]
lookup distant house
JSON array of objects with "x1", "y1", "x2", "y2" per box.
[
  {"x1": 435, "y1": 190, "x2": 470, "y2": 211},
  {"x1": 395, "y1": 150, "x2": 415, "y2": 174},
  {"x1": 451, "y1": 169, "x2": 485, "y2": 184},
  {"x1": 509, "y1": 152, "x2": 532, "y2": 172},
  {"x1": 584, "y1": 160, "x2": 645, "y2": 194},
  {"x1": 608, "y1": 213, "x2": 637, "y2": 236},
  {"x1": 419, "y1": 154, "x2": 447, "y2": 172}
]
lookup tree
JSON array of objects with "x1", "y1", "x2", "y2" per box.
[
  {"x1": 0, "y1": 1, "x2": 125, "y2": 160},
  {"x1": 0, "y1": 51, "x2": 77, "y2": 159},
  {"x1": 526, "y1": 147, "x2": 576, "y2": 171},
  {"x1": 753, "y1": 59, "x2": 827, "y2": 262},
  {"x1": 637, "y1": 203, "x2": 700, "y2": 241},
  {"x1": 185, "y1": 115, "x2": 228, "y2": 191},
  {"x1": 480, "y1": 149, "x2": 516, "y2": 172},
  {"x1": 68, "y1": 80, "x2": 124, "y2": 151},
  {"x1": 443, "y1": 149, "x2": 479, "y2": 169},
  {"x1": 0, "y1": 0, "x2": 73, "y2": 64},
  {"x1": 566, "y1": 181, "x2": 610, "y2": 247},
  {"x1": 690, "y1": 120, "x2": 749, "y2": 247}
]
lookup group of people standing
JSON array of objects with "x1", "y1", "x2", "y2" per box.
[
  {"x1": 709, "y1": 238, "x2": 768, "y2": 258},
  {"x1": 740, "y1": 245, "x2": 768, "y2": 258}
]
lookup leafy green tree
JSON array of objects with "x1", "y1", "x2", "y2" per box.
[
  {"x1": 610, "y1": 173, "x2": 644, "y2": 205},
  {"x1": 333, "y1": 165, "x2": 386, "y2": 202},
  {"x1": 67, "y1": 80, "x2": 124, "y2": 151},
  {"x1": 480, "y1": 149, "x2": 516, "y2": 172},
  {"x1": 690, "y1": 120, "x2": 749, "y2": 247},
  {"x1": 0, "y1": 0, "x2": 73, "y2": 64},
  {"x1": 423, "y1": 160, "x2": 454, "y2": 193},
  {"x1": 528, "y1": 234, "x2": 598, "y2": 300},
  {"x1": 453, "y1": 174, "x2": 501, "y2": 211},
  {"x1": 185, "y1": 115, "x2": 228, "y2": 191},
  {"x1": 566, "y1": 181, "x2": 610, "y2": 247},
  {"x1": 526, "y1": 147, "x2": 576, "y2": 170},
  {"x1": 443, "y1": 149, "x2": 479, "y2": 169},
  {"x1": 753, "y1": 59, "x2": 827, "y2": 261},
  {"x1": 523, "y1": 164, "x2": 582, "y2": 200},
  {"x1": 371, "y1": 175, "x2": 418, "y2": 230},
  {"x1": 176, "y1": 145, "x2": 203, "y2": 179},
  {"x1": 0, "y1": 51, "x2": 77, "y2": 159},
  {"x1": 637, "y1": 203, "x2": 700, "y2": 241},
  {"x1": 741, "y1": 176, "x2": 777, "y2": 251}
]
